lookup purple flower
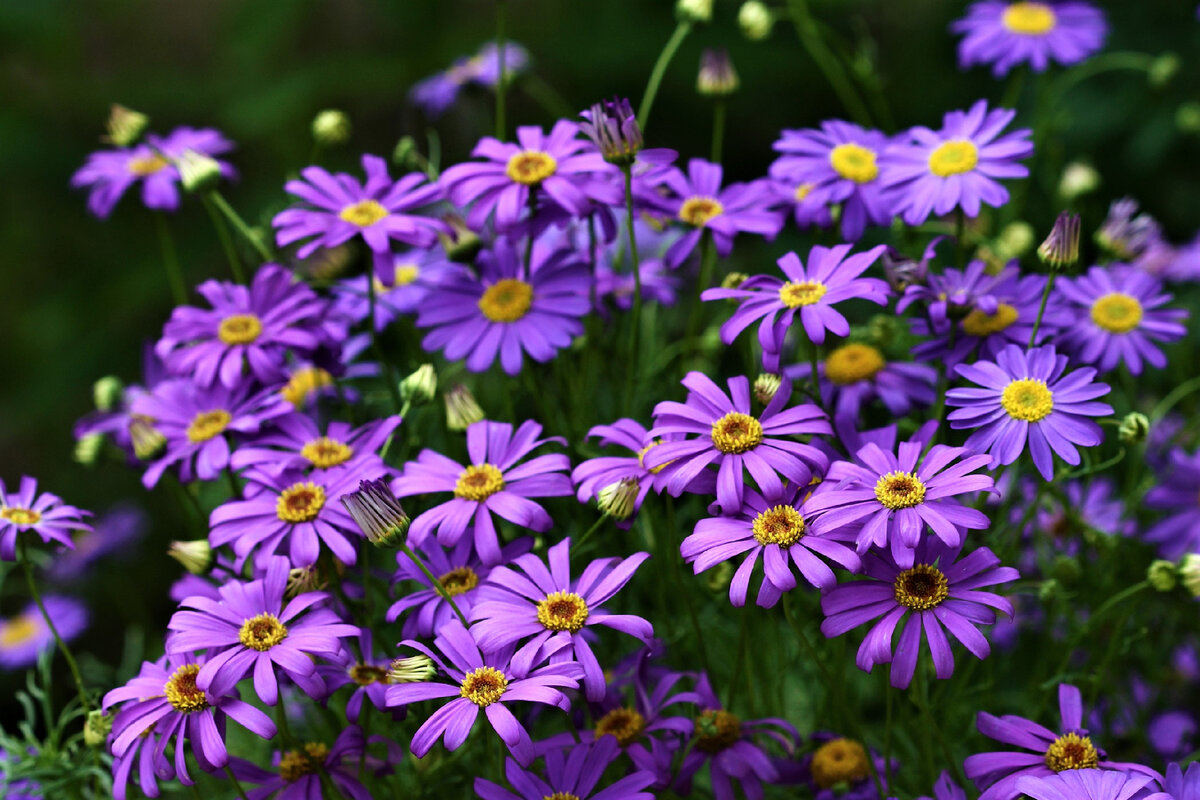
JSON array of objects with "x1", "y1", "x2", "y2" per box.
[
  {"x1": 946, "y1": 344, "x2": 1113, "y2": 480},
  {"x1": 952, "y1": 2, "x2": 1108, "y2": 77},
  {"x1": 682, "y1": 483, "x2": 861, "y2": 607},
  {"x1": 803, "y1": 732, "x2": 894, "y2": 800},
  {"x1": 475, "y1": 737, "x2": 657, "y2": 800},
  {"x1": 410, "y1": 41, "x2": 530, "y2": 117},
  {"x1": 898, "y1": 255, "x2": 998, "y2": 329},
  {"x1": 1144, "y1": 447, "x2": 1200, "y2": 558},
  {"x1": 804, "y1": 439, "x2": 993, "y2": 567},
  {"x1": 227, "y1": 725, "x2": 397, "y2": 800},
  {"x1": 770, "y1": 178, "x2": 835, "y2": 230},
  {"x1": 470, "y1": 537, "x2": 653, "y2": 701},
  {"x1": 1018, "y1": 771, "x2": 1159, "y2": 800},
  {"x1": 646, "y1": 372, "x2": 830, "y2": 515},
  {"x1": 921, "y1": 771, "x2": 969, "y2": 800},
  {"x1": 415, "y1": 236, "x2": 590, "y2": 375},
  {"x1": 770, "y1": 121, "x2": 896, "y2": 240},
  {"x1": 273, "y1": 154, "x2": 445, "y2": 281},
  {"x1": 1156, "y1": 762, "x2": 1200, "y2": 800},
  {"x1": 317, "y1": 629, "x2": 396, "y2": 723},
  {"x1": 0, "y1": 476, "x2": 91, "y2": 561},
  {"x1": 594, "y1": 258, "x2": 679, "y2": 314},
  {"x1": 882, "y1": 100, "x2": 1032, "y2": 226},
  {"x1": 785, "y1": 342, "x2": 938, "y2": 419},
  {"x1": 397, "y1": 419, "x2": 572, "y2": 565},
  {"x1": 71, "y1": 126, "x2": 234, "y2": 218},
  {"x1": 155, "y1": 263, "x2": 335, "y2": 389},
  {"x1": 166, "y1": 557, "x2": 359, "y2": 705},
  {"x1": 384, "y1": 620, "x2": 582, "y2": 765},
  {"x1": 820, "y1": 539, "x2": 1018, "y2": 689},
  {"x1": 0, "y1": 596, "x2": 88, "y2": 669},
  {"x1": 46, "y1": 503, "x2": 146, "y2": 583},
  {"x1": 1054, "y1": 265, "x2": 1188, "y2": 375},
  {"x1": 230, "y1": 412, "x2": 400, "y2": 478},
  {"x1": 330, "y1": 248, "x2": 468, "y2": 330}
]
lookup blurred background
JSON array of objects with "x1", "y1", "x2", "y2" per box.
[{"x1": 1, "y1": 0, "x2": 1198, "y2": 691}]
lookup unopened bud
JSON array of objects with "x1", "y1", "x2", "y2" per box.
[
  {"x1": 1148, "y1": 560, "x2": 1178, "y2": 592},
  {"x1": 997, "y1": 221, "x2": 1035, "y2": 260},
  {"x1": 1038, "y1": 578, "x2": 1059, "y2": 603},
  {"x1": 130, "y1": 416, "x2": 165, "y2": 461},
  {"x1": 1059, "y1": 162, "x2": 1100, "y2": 200},
  {"x1": 103, "y1": 104, "x2": 149, "y2": 147},
  {"x1": 1179, "y1": 555, "x2": 1200, "y2": 598},
  {"x1": 738, "y1": 1, "x2": 773, "y2": 40},
  {"x1": 1118, "y1": 412, "x2": 1150, "y2": 446},
  {"x1": 312, "y1": 109, "x2": 352, "y2": 147},
  {"x1": 1148, "y1": 53, "x2": 1180, "y2": 89},
  {"x1": 444, "y1": 384, "x2": 485, "y2": 432},
  {"x1": 1037, "y1": 211, "x2": 1081, "y2": 269},
  {"x1": 392, "y1": 135, "x2": 421, "y2": 171},
  {"x1": 84, "y1": 710, "x2": 113, "y2": 747},
  {"x1": 177, "y1": 150, "x2": 222, "y2": 193},
  {"x1": 866, "y1": 314, "x2": 903, "y2": 348},
  {"x1": 389, "y1": 654, "x2": 437, "y2": 684},
  {"x1": 753, "y1": 373, "x2": 782, "y2": 405},
  {"x1": 721, "y1": 272, "x2": 748, "y2": 292},
  {"x1": 168, "y1": 540, "x2": 213, "y2": 575},
  {"x1": 598, "y1": 478, "x2": 640, "y2": 521},
  {"x1": 1052, "y1": 555, "x2": 1081, "y2": 585},
  {"x1": 287, "y1": 565, "x2": 326, "y2": 598},
  {"x1": 439, "y1": 214, "x2": 482, "y2": 264},
  {"x1": 74, "y1": 433, "x2": 105, "y2": 467},
  {"x1": 697, "y1": 49, "x2": 739, "y2": 97},
  {"x1": 677, "y1": 0, "x2": 713, "y2": 23},
  {"x1": 93, "y1": 376, "x2": 125, "y2": 411},
  {"x1": 341, "y1": 479, "x2": 409, "y2": 548},
  {"x1": 1176, "y1": 102, "x2": 1200, "y2": 134},
  {"x1": 400, "y1": 364, "x2": 437, "y2": 406}
]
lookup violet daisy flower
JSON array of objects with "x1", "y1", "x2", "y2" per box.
[
  {"x1": 317, "y1": 628, "x2": 397, "y2": 724},
  {"x1": 921, "y1": 771, "x2": 969, "y2": 800},
  {"x1": 881, "y1": 100, "x2": 1032, "y2": 226},
  {"x1": 682, "y1": 483, "x2": 861, "y2": 608},
  {"x1": 1018, "y1": 770, "x2": 1161, "y2": 800},
  {"x1": 952, "y1": 2, "x2": 1108, "y2": 77},
  {"x1": 47, "y1": 503, "x2": 146, "y2": 583},
  {"x1": 131, "y1": 379, "x2": 291, "y2": 490},
  {"x1": 1054, "y1": 265, "x2": 1188, "y2": 375},
  {"x1": 397, "y1": 419, "x2": 572, "y2": 565},
  {"x1": 475, "y1": 737, "x2": 657, "y2": 800},
  {"x1": 71, "y1": 126, "x2": 235, "y2": 218},
  {"x1": 646, "y1": 372, "x2": 830, "y2": 515},
  {"x1": 410, "y1": 41, "x2": 530, "y2": 117},
  {"x1": 416, "y1": 236, "x2": 590, "y2": 375},
  {"x1": 155, "y1": 263, "x2": 335, "y2": 389},
  {"x1": 804, "y1": 439, "x2": 993, "y2": 567},
  {"x1": 1156, "y1": 762, "x2": 1200, "y2": 800},
  {"x1": 273, "y1": 154, "x2": 445, "y2": 282},
  {"x1": 803, "y1": 732, "x2": 895, "y2": 800},
  {"x1": 785, "y1": 342, "x2": 938, "y2": 419},
  {"x1": 964, "y1": 684, "x2": 1159, "y2": 800},
  {"x1": 1144, "y1": 447, "x2": 1200, "y2": 558},
  {"x1": 819, "y1": 538, "x2": 1018, "y2": 689},
  {"x1": 226, "y1": 724, "x2": 398, "y2": 800},
  {"x1": 166, "y1": 557, "x2": 359, "y2": 705},
  {"x1": 470, "y1": 537, "x2": 653, "y2": 701},
  {"x1": 230, "y1": 412, "x2": 400, "y2": 477},
  {"x1": 770, "y1": 178, "x2": 835, "y2": 230},
  {"x1": 770, "y1": 121, "x2": 896, "y2": 240},
  {"x1": 0, "y1": 476, "x2": 91, "y2": 561},
  {"x1": 594, "y1": 258, "x2": 679, "y2": 314},
  {"x1": 897, "y1": 256, "x2": 999, "y2": 330},
  {"x1": 330, "y1": 248, "x2": 468, "y2": 330},
  {"x1": 0, "y1": 596, "x2": 88, "y2": 669},
  {"x1": 384, "y1": 619, "x2": 582, "y2": 765},
  {"x1": 946, "y1": 344, "x2": 1113, "y2": 480}
]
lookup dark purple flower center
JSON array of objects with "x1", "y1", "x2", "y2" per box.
[{"x1": 893, "y1": 564, "x2": 948, "y2": 610}]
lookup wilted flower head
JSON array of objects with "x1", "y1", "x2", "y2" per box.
[
  {"x1": 400, "y1": 363, "x2": 438, "y2": 405},
  {"x1": 341, "y1": 478, "x2": 410, "y2": 547},
  {"x1": 1038, "y1": 211, "x2": 1081, "y2": 269},
  {"x1": 697, "y1": 48, "x2": 739, "y2": 96}
]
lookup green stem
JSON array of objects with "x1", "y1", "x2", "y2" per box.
[
  {"x1": 623, "y1": 166, "x2": 643, "y2": 413},
  {"x1": 1152, "y1": 374, "x2": 1200, "y2": 421},
  {"x1": 574, "y1": 513, "x2": 612, "y2": 553},
  {"x1": 1028, "y1": 270, "x2": 1057, "y2": 347},
  {"x1": 495, "y1": 0, "x2": 507, "y2": 139},
  {"x1": 20, "y1": 539, "x2": 91, "y2": 711},
  {"x1": 201, "y1": 194, "x2": 246, "y2": 284},
  {"x1": 727, "y1": 607, "x2": 750, "y2": 709},
  {"x1": 638, "y1": 21, "x2": 692, "y2": 132},
  {"x1": 1046, "y1": 580, "x2": 1150, "y2": 686},
  {"x1": 153, "y1": 213, "x2": 188, "y2": 306},
  {"x1": 785, "y1": 0, "x2": 873, "y2": 126},
  {"x1": 367, "y1": 275, "x2": 404, "y2": 413},
  {"x1": 275, "y1": 701, "x2": 295, "y2": 744},
  {"x1": 207, "y1": 189, "x2": 273, "y2": 263},
  {"x1": 224, "y1": 764, "x2": 252, "y2": 800},
  {"x1": 710, "y1": 99, "x2": 726, "y2": 163},
  {"x1": 808, "y1": 340, "x2": 823, "y2": 412},
  {"x1": 684, "y1": 231, "x2": 717, "y2": 363},
  {"x1": 400, "y1": 543, "x2": 470, "y2": 627},
  {"x1": 954, "y1": 209, "x2": 967, "y2": 269},
  {"x1": 913, "y1": 661, "x2": 965, "y2": 787}
]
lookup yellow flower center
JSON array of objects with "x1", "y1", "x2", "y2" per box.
[
  {"x1": 1044, "y1": 733, "x2": 1100, "y2": 772},
  {"x1": 874, "y1": 471, "x2": 927, "y2": 510},
  {"x1": 460, "y1": 666, "x2": 508, "y2": 707},
  {"x1": 595, "y1": 707, "x2": 646, "y2": 747},
  {"x1": 694, "y1": 709, "x2": 741, "y2": 753},
  {"x1": 893, "y1": 564, "x2": 949, "y2": 610},
  {"x1": 438, "y1": 566, "x2": 480, "y2": 597},
  {"x1": 339, "y1": 199, "x2": 388, "y2": 227},
  {"x1": 281, "y1": 367, "x2": 334, "y2": 407},
  {"x1": 349, "y1": 664, "x2": 390, "y2": 686},
  {"x1": 710, "y1": 412, "x2": 764, "y2": 455},
  {"x1": 544, "y1": 794, "x2": 582, "y2": 800},
  {"x1": 637, "y1": 440, "x2": 671, "y2": 475},
  {"x1": 186, "y1": 409, "x2": 232, "y2": 444},
  {"x1": 779, "y1": 280, "x2": 828, "y2": 308},
  {"x1": 678, "y1": 196, "x2": 725, "y2": 227},
  {"x1": 1002, "y1": 2, "x2": 1057, "y2": 35},
  {"x1": 128, "y1": 154, "x2": 169, "y2": 176},
  {"x1": 505, "y1": 150, "x2": 558, "y2": 185},
  {"x1": 372, "y1": 263, "x2": 421, "y2": 294},
  {"x1": 278, "y1": 743, "x2": 329, "y2": 783},
  {"x1": 163, "y1": 664, "x2": 209, "y2": 713},
  {"x1": 0, "y1": 507, "x2": 42, "y2": 526},
  {"x1": 829, "y1": 143, "x2": 879, "y2": 184},
  {"x1": 752, "y1": 505, "x2": 807, "y2": 547},
  {"x1": 536, "y1": 591, "x2": 590, "y2": 633},
  {"x1": 454, "y1": 464, "x2": 505, "y2": 502},
  {"x1": 276, "y1": 482, "x2": 326, "y2": 523},
  {"x1": 1090, "y1": 293, "x2": 1143, "y2": 333},
  {"x1": 811, "y1": 738, "x2": 872, "y2": 789},
  {"x1": 1001, "y1": 379, "x2": 1054, "y2": 422},
  {"x1": 825, "y1": 343, "x2": 886, "y2": 385},
  {"x1": 794, "y1": 183, "x2": 815, "y2": 201},
  {"x1": 217, "y1": 314, "x2": 263, "y2": 345},
  {"x1": 928, "y1": 140, "x2": 980, "y2": 177},
  {"x1": 0, "y1": 613, "x2": 40, "y2": 647},
  {"x1": 300, "y1": 437, "x2": 354, "y2": 469},
  {"x1": 962, "y1": 302, "x2": 1019, "y2": 337},
  {"x1": 238, "y1": 612, "x2": 288, "y2": 651},
  {"x1": 478, "y1": 278, "x2": 534, "y2": 323}
]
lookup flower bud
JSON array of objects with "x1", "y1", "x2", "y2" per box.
[
  {"x1": 1118, "y1": 412, "x2": 1150, "y2": 446},
  {"x1": 753, "y1": 373, "x2": 782, "y2": 405},
  {"x1": 1037, "y1": 211, "x2": 1081, "y2": 270},
  {"x1": 677, "y1": 0, "x2": 712, "y2": 23},
  {"x1": 1148, "y1": 53, "x2": 1180, "y2": 89},
  {"x1": 439, "y1": 214, "x2": 482, "y2": 264},
  {"x1": 580, "y1": 97, "x2": 644, "y2": 167},
  {"x1": 1058, "y1": 162, "x2": 1100, "y2": 200},
  {"x1": 1051, "y1": 555, "x2": 1081, "y2": 585},
  {"x1": 129, "y1": 415, "x2": 166, "y2": 461},
  {"x1": 697, "y1": 49, "x2": 739, "y2": 97},
  {"x1": 177, "y1": 150, "x2": 222, "y2": 193},
  {"x1": 1179, "y1": 554, "x2": 1200, "y2": 598},
  {"x1": 312, "y1": 109, "x2": 352, "y2": 147},
  {"x1": 1037, "y1": 578, "x2": 1059, "y2": 603},
  {"x1": 997, "y1": 221, "x2": 1035, "y2": 260},
  {"x1": 168, "y1": 540, "x2": 213, "y2": 575},
  {"x1": 287, "y1": 565, "x2": 327, "y2": 598},
  {"x1": 103, "y1": 104, "x2": 149, "y2": 147},
  {"x1": 598, "y1": 478, "x2": 640, "y2": 521},
  {"x1": 389, "y1": 654, "x2": 437, "y2": 684},
  {"x1": 444, "y1": 384, "x2": 485, "y2": 432},
  {"x1": 74, "y1": 433, "x2": 105, "y2": 467},
  {"x1": 720, "y1": 272, "x2": 748, "y2": 292},
  {"x1": 93, "y1": 375, "x2": 125, "y2": 412},
  {"x1": 341, "y1": 479, "x2": 409, "y2": 548},
  {"x1": 84, "y1": 710, "x2": 113, "y2": 748},
  {"x1": 1176, "y1": 102, "x2": 1200, "y2": 133},
  {"x1": 392, "y1": 135, "x2": 421, "y2": 171},
  {"x1": 400, "y1": 364, "x2": 437, "y2": 406},
  {"x1": 1148, "y1": 560, "x2": 1178, "y2": 592},
  {"x1": 738, "y1": 1, "x2": 773, "y2": 40}
]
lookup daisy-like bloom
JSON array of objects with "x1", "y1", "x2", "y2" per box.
[
  {"x1": 0, "y1": 476, "x2": 91, "y2": 561},
  {"x1": 646, "y1": 372, "x2": 830, "y2": 515},
  {"x1": 1054, "y1": 265, "x2": 1188, "y2": 375},
  {"x1": 682, "y1": 483, "x2": 861, "y2": 608},
  {"x1": 701, "y1": 244, "x2": 888, "y2": 365},
  {"x1": 209, "y1": 466, "x2": 365, "y2": 569},
  {"x1": 131, "y1": 380, "x2": 291, "y2": 490},
  {"x1": 230, "y1": 413, "x2": 400, "y2": 477},
  {"x1": 881, "y1": 100, "x2": 1033, "y2": 226},
  {"x1": 0, "y1": 596, "x2": 88, "y2": 669},
  {"x1": 47, "y1": 503, "x2": 146, "y2": 582},
  {"x1": 785, "y1": 342, "x2": 938, "y2": 419},
  {"x1": 1095, "y1": 197, "x2": 1163, "y2": 261},
  {"x1": 156, "y1": 263, "x2": 334, "y2": 389},
  {"x1": 397, "y1": 419, "x2": 572, "y2": 565},
  {"x1": 416, "y1": 236, "x2": 590, "y2": 376},
  {"x1": 384, "y1": 620, "x2": 582, "y2": 766},
  {"x1": 1143, "y1": 447, "x2": 1200, "y2": 558},
  {"x1": 104, "y1": 652, "x2": 276, "y2": 796},
  {"x1": 964, "y1": 684, "x2": 1159, "y2": 800},
  {"x1": 226, "y1": 725, "x2": 398, "y2": 800},
  {"x1": 273, "y1": 154, "x2": 445, "y2": 282},
  {"x1": 770, "y1": 178, "x2": 835, "y2": 230},
  {"x1": 921, "y1": 771, "x2": 969, "y2": 800},
  {"x1": 330, "y1": 248, "x2": 467, "y2": 330},
  {"x1": 71, "y1": 126, "x2": 234, "y2": 218},
  {"x1": 470, "y1": 537, "x2": 653, "y2": 701},
  {"x1": 946, "y1": 344, "x2": 1113, "y2": 480},
  {"x1": 769, "y1": 121, "x2": 895, "y2": 240},
  {"x1": 594, "y1": 258, "x2": 679, "y2": 315},
  {"x1": 410, "y1": 41, "x2": 530, "y2": 117},
  {"x1": 1155, "y1": 762, "x2": 1200, "y2": 800},
  {"x1": 475, "y1": 737, "x2": 657, "y2": 800},
  {"x1": 952, "y1": 2, "x2": 1107, "y2": 77},
  {"x1": 1019, "y1": 770, "x2": 1163, "y2": 800},
  {"x1": 897, "y1": 256, "x2": 997, "y2": 330},
  {"x1": 316, "y1": 629, "x2": 396, "y2": 723},
  {"x1": 804, "y1": 439, "x2": 992, "y2": 566},
  {"x1": 642, "y1": 159, "x2": 784, "y2": 268},
  {"x1": 166, "y1": 557, "x2": 359, "y2": 705},
  {"x1": 386, "y1": 537, "x2": 533, "y2": 638},
  {"x1": 819, "y1": 538, "x2": 1018, "y2": 689},
  {"x1": 440, "y1": 120, "x2": 617, "y2": 232},
  {"x1": 803, "y1": 732, "x2": 894, "y2": 800}
]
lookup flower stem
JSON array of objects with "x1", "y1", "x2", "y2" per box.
[
  {"x1": 638, "y1": 21, "x2": 692, "y2": 132},
  {"x1": 685, "y1": 231, "x2": 717, "y2": 363},
  {"x1": 153, "y1": 213, "x2": 188, "y2": 306},
  {"x1": 623, "y1": 166, "x2": 644, "y2": 412},
  {"x1": 207, "y1": 189, "x2": 273, "y2": 263},
  {"x1": 1028, "y1": 269, "x2": 1057, "y2": 347},
  {"x1": 224, "y1": 764, "x2": 252, "y2": 800},
  {"x1": 574, "y1": 512, "x2": 611, "y2": 554},
  {"x1": 400, "y1": 543, "x2": 469, "y2": 627},
  {"x1": 19, "y1": 539, "x2": 91, "y2": 712},
  {"x1": 495, "y1": 0, "x2": 507, "y2": 140},
  {"x1": 367, "y1": 275, "x2": 403, "y2": 413},
  {"x1": 785, "y1": 0, "x2": 873, "y2": 126},
  {"x1": 201, "y1": 193, "x2": 246, "y2": 284},
  {"x1": 274, "y1": 700, "x2": 295, "y2": 744}
]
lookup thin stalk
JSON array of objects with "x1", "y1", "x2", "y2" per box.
[
  {"x1": 367, "y1": 275, "x2": 403, "y2": 413},
  {"x1": 727, "y1": 608, "x2": 751, "y2": 709},
  {"x1": 153, "y1": 213, "x2": 188, "y2": 306},
  {"x1": 710, "y1": 99, "x2": 726, "y2": 163},
  {"x1": 785, "y1": 0, "x2": 873, "y2": 126},
  {"x1": 1152, "y1": 374, "x2": 1200, "y2": 421},
  {"x1": 201, "y1": 193, "x2": 246, "y2": 284},
  {"x1": 1028, "y1": 270, "x2": 1057, "y2": 347},
  {"x1": 495, "y1": 0, "x2": 507, "y2": 139},
  {"x1": 224, "y1": 765, "x2": 252, "y2": 800},
  {"x1": 623, "y1": 166, "x2": 644, "y2": 411},
  {"x1": 275, "y1": 701, "x2": 295, "y2": 744},
  {"x1": 574, "y1": 513, "x2": 612, "y2": 554},
  {"x1": 954, "y1": 209, "x2": 967, "y2": 269},
  {"x1": 638, "y1": 21, "x2": 692, "y2": 132},
  {"x1": 207, "y1": 189, "x2": 273, "y2": 263},
  {"x1": 400, "y1": 543, "x2": 470, "y2": 627},
  {"x1": 20, "y1": 539, "x2": 92, "y2": 711},
  {"x1": 684, "y1": 231, "x2": 717, "y2": 362},
  {"x1": 808, "y1": 340, "x2": 823, "y2": 412}
]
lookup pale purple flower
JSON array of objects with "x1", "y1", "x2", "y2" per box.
[
  {"x1": 952, "y1": 2, "x2": 1108, "y2": 77},
  {"x1": 0, "y1": 476, "x2": 91, "y2": 562}
]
